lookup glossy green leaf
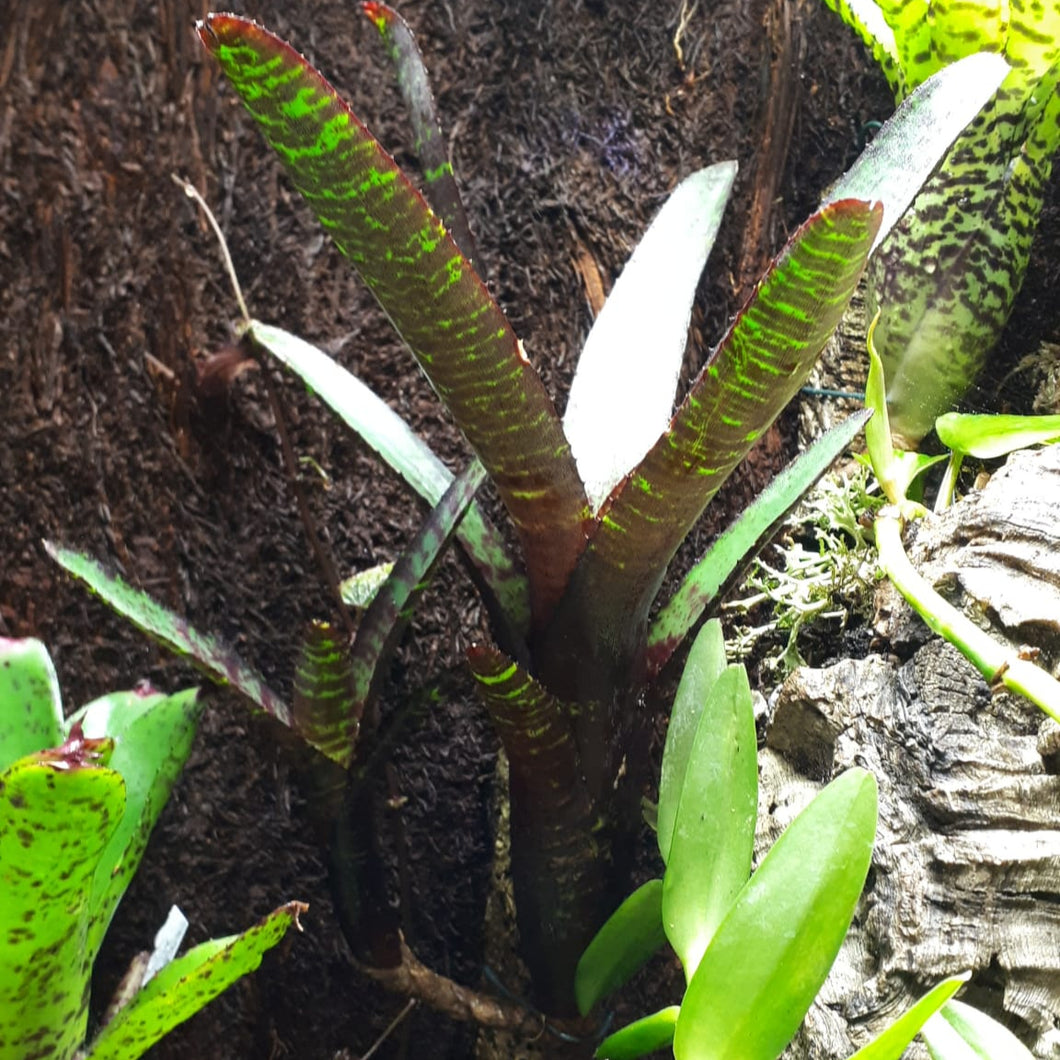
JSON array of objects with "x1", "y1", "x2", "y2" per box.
[
  {"x1": 646, "y1": 409, "x2": 871, "y2": 679},
  {"x1": 848, "y1": 973, "x2": 969, "y2": 1060},
  {"x1": 199, "y1": 15, "x2": 589, "y2": 628},
  {"x1": 575, "y1": 878, "x2": 666, "y2": 1017},
  {"x1": 246, "y1": 322, "x2": 528, "y2": 634},
  {"x1": 83, "y1": 902, "x2": 306, "y2": 1060},
  {"x1": 821, "y1": 52, "x2": 1009, "y2": 252},
  {"x1": 362, "y1": 0, "x2": 476, "y2": 261},
  {"x1": 543, "y1": 200, "x2": 880, "y2": 691},
  {"x1": 662, "y1": 665, "x2": 757, "y2": 979},
  {"x1": 672, "y1": 768, "x2": 878, "y2": 1060},
  {"x1": 45, "y1": 542, "x2": 291, "y2": 725},
  {"x1": 656, "y1": 619, "x2": 728, "y2": 866},
  {"x1": 922, "y1": 999, "x2": 1036, "y2": 1060},
  {"x1": 70, "y1": 687, "x2": 203, "y2": 964},
  {"x1": 0, "y1": 636, "x2": 63, "y2": 772},
  {"x1": 596, "y1": 1006, "x2": 680, "y2": 1060},
  {"x1": 564, "y1": 162, "x2": 737, "y2": 512},
  {"x1": 935, "y1": 412, "x2": 1060, "y2": 459},
  {"x1": 0, "y1": 746, "x2": 125, "y2": 1060}
]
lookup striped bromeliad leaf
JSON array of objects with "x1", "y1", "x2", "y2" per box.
[
  {"x1": 362, "y1": 0, "x2": 477, "y2": 262},
  {"x1": 293, "y1": 621, "x2": 358, "y2": 769},
  {"x1": 198, "y1": 14, "x2": 589, "y2": 630},
  {"x1": 538, "y1": 199, "x2": 882, "y2": 698}
]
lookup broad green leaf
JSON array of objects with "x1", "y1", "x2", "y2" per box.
[
  {"x1": 673, "y1": 768, "x2": 878, "y2": 1060},
  {"x1": 542, "y1": 200, "x2": 880, "y2": 691},
  {"x1": 848, "y1": 973, "x2": 969, "y2": 1060},
  {"x1": 362, "y1": 0, "x2": 477, "y2": 261},
  {"x1": 0, "y1": 747, "x2": 125, "y2": 1060},
  {"x1": 467, "y1": 643, "x2": 602, "y2": 1008},
  {"x1": 71, "y1": 687, "x2": 203, "y2": 965},
  {"x1": 293, "y1": 621, "x2": 358, "y2": 768},
  {"x1": 596, "y1": 1006, "x2": 680, "y2": 1060},
  {"x1": 564, "y1": 162, "x2": 737, "y2": 512},
  {"x1": 662, "y1": 665, "x2": 757, "y2": 979},
  {"x1": 340, "y1": 561, "x2": 395, "y2": 609},
  {"x1": 646, "y1": 409, "x2": 871, "y2": 679},
  {"x1": 0, "y1": 636, "x2": 63, "y2": 771},
  {"x1": 45, "y1": 542, "x2": 291, "y2": 725},
  {"x1": 247, "y1": 321, "x2": 529, "y2": 634},
  {"x1": 656, "y1": 619, "x2": 728, "y2": 865},
  {"x1": 935, "y1": 412, "x2": 1060, "y2": 459},
  {"x1": 83, "y1": 902, "x2": 306, "y2": 1060},
  {"x1": 821, "y1": 52, "x2": 1009, "y2": 253},
  {"x1": 818, "y1": 0, "x2": 903, "y2": 98},
  {"x1": 575, "y1": 878, "x2": 667, "y2": 1017},
  {"x1": 200, "y1": 16, "x2": 589, "y2": 628},
  {"x1": 922, "y1": 999, "x2": 1036, "y2": 1060},
  {"x1": 348, "y1": 459, "x2": 487, "y2": 726}
]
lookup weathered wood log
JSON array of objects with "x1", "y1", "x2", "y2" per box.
[{"x1": 766, "y1": 445, "x2": 1060, "y2": 1058}]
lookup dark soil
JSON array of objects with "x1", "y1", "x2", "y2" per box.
[{"x1": 3, "y1": 1, "x2": 1059, "y2": 1057}]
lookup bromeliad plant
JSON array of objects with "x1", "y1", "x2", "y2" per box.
[
  {"x1": 821, "y1": 0, "x2": 1060, "y2": 447},
  {"x1": 48, "y1": 4, "x2": 1007, "y2": 1016},
  {"x1": 0, "y1": 637, "x2": 304, "y2": 1060},
  {"x1": 575, "y1": 621, "x2": 1033, "y2": 1060}
]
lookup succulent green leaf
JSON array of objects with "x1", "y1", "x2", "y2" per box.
[
  {"x1": 672, "y1": 768, "x2": 878, "y2": 1060},
  {"x1": 69, "y1": 688, "x2": 203, "y2": 965},
  {"x1": 574, "y1": 878, "x2": 667, "y2": 1017},
  {"x1": 361, "y1": 1, "x2": 477, "y2": 261},
  {"x1": 564, "y1": 162, "x2": 737, "y2": 512},
  {"x1": 0, "y1": 637, "x2": 64, "y2": 772},
  {"x1": 340, "y1": 561, "x2": 395, "y2": 609},
  {"x1": 821, "y1": 51, "x2": 1009, "y2": 253},
  {"x1": 44, "y1": 542, "x2": 291, "y2": 725},
  {"x1": 348, "y1": 460, "x2": 487, "y2": 735},
  {"x1": 544, "y1": 200, "x2": 880, "y2": 688},
  {"x1": 200, "y1": 16, "x2": 589, "y2": 629},
  {"x1": 0, "y1": 750, "x2": 125, "y2": 1060},
  {"x1": 656, "y1": 619, "x2": 728, "y2": 865},
  {"x1": 922, "y1": 999, "x2": 1037, "y2": 1060},
  {"x1": 662, "y1": 665, "x2": 757, "y2": 980},
  {"x1": 247, "y1": 321, "x2": 528, "y2": 633},
  {"x1": 293, "y1": 621, "x2": 358, "y2": 768},
  {"x1": 595, "y1": 1006, "x2": 680, "y2": 1060},
  {"x1": 848, "y1": 973, "x2": 969, "y2": 1060},
  {"x1": 935, "y1": 412, "x2": 1060, "y2": 459},
  {"x1": 83, "y1": 902, "x2": 306, "y2": 1060},
  {"x1": 646, "y1": 409, "x2": 871, "y2": 679}
]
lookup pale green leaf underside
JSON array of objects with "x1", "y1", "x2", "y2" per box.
[
  {"x1": 922, "y1": 998, "x2": 1037, "y2": 1060},
  {"x1": 0, "y1": 637, "x2": 64, "y2": 772}
]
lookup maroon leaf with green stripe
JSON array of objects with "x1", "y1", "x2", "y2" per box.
[
  {"x1": 539, "y1": 199, "x2": 881, "y2": 699},
  {"x1": 467, "y1": 642, "x2": 607, "y2": 1012},
  {"x1": 361, "y1": 1, "x2": 477, "y2": 262},
  {"x1": 198, "y1": 15, "x2": 589, "y2": 629}
]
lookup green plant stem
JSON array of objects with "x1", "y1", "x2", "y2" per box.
[{"x1": 874, "y1": 506, "x2": 1060, "y2": 721}]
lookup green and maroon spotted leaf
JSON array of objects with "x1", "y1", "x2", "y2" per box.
[
  {"x1": 362, "y1": 1, "x2": 477, "y2": 261},
  {"x1": 83, "y1": 902, "x2": 306, "y2": 1060},
  {"x1": 467, "y1": 643, "x2": 605, "y2": 1010},
  {"x1": 0, "y1": 637, "x2": 64, "y2": 771},
  {"x1": 293, "y1": 621, "x2": 358, "y2": 768},
  {"x1": 0, "y1": 751, "x2": 126, "y2": 1060},
  {"x1": 45, "y1": 542, "x2": 291, "y2": 726},
  {"x1": 349, "y1": 459, "x2": 488, "y2": 727},
  {"x1": 541, "y1": 199, "x2": 881, "y2": 697},
  {"x1": 198, "y1": 15, "x2": 589, "y2": 628}
]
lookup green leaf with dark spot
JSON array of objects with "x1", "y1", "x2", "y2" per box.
[
  {"x1": 45, "y1": 542, "x2": 291, "y2": 725},
  {"x1": 199, "y1": 15, "x2": 589, "y2": 629},
  {"x1": 0, "y1": 752, "x2": 126, "y2": 1060},
  {"x1": 575, "y1": 878, "x2": 666, "y2": 1017},
  {"x1": 82, "y1": 902, "x2": 306, "y2": 1060},
  {"x1": 646, "y1": 409, "x2": 871, "y2": 679},
  {"x1": 0, "y1": 637, "x2": 64, "y2": 772}
]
